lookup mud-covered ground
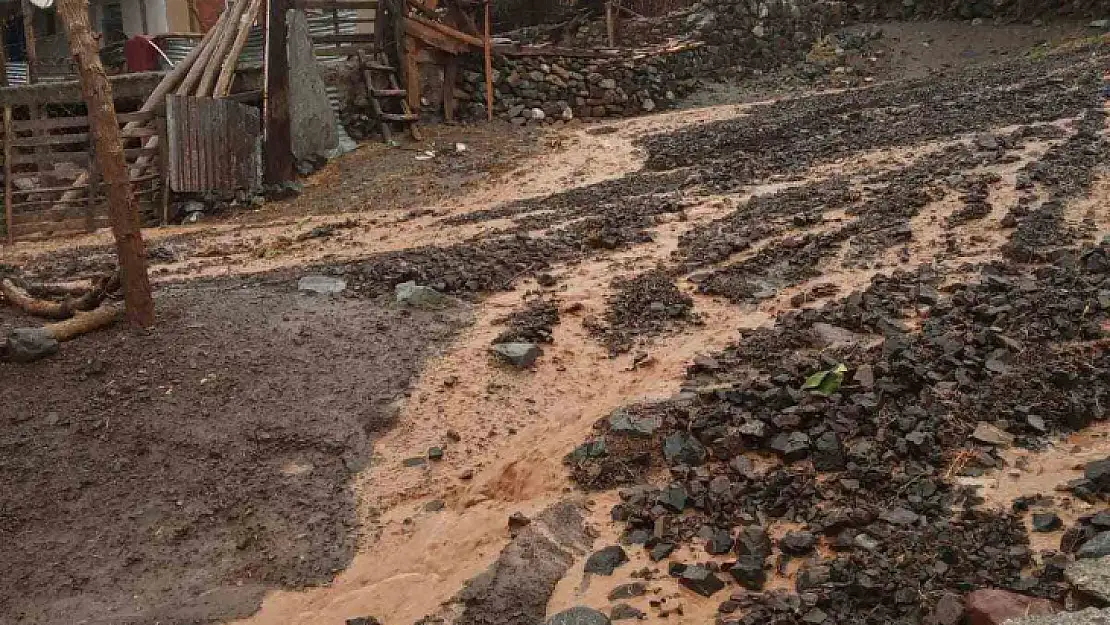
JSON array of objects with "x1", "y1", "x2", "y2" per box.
[{"x1": 1, "y1": 20, "x2": 1108, "y2": 625}]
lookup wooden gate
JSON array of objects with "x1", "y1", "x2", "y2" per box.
[
  {"x1": 0, "y1": 109, "x2": 166, "y2": 242},
  {"x1": 166, "y1": 95, "x2": 262, "y2": 193}
]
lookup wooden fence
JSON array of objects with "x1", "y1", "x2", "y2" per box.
[{"x1": 1, "y1": 109, "x2": 167, "y2": 242}]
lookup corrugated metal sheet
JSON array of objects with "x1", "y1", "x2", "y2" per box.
[
  {"x1": 306, "y1": 8, "x2": 359, "y2": 63},
  {"x1": 157, "y1": 28, "x2": 264, "y2": 71},
  {"x1": 157, "y1": 8, "x2": 362, "y2": 71},
  {"x1": 166, "y1": 94, "x2": 261, "y2": 192}
]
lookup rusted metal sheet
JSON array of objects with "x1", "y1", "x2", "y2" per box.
[{"x1": 166, "y1": 95, "x2": 261, "y2": 193}]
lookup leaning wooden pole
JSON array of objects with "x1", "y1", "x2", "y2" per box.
[
  {"x1": 56, "y1": 0, "x2": 155, "y2": 327},
  {"x1": 197, "y1": 0, "x2": 249, "y2": 96},
  {"x1": 215, "y1": 0, "x2": 263, "y2": 97}
]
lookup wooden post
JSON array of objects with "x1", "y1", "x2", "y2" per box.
[
  {"x1": 482, "y1": 0, "x2": 491, "y2": 121},
  {"x1": 57, "y1": 0, "x2": 155, "y2": 327},
  {"x1": 21, "y1": 0, "x2": 38, "y2": 83},
  {"x1": 442, "y1": 52, "x2": 456, "y2": 122},
  {"x1": 138, "y1": 0, "x2": 149, "y2": 33},
  {"x1": 3, "y1": 106, "x2": 12, "y2": 245},
  {"x1": 263, "y1": 0, "x2": 293, "y2": 184},
  {"x1": 85, "y1": 142, "x2": 98, "y2": 232},
  {"x1": 0, "y1": 20, "x2": 9, "y2": 88},
  {"x1": 157, "y1": 114, "x2": 169, "y2": 224}
]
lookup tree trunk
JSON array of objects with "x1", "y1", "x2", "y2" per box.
[{"x1": 56, "y1": 0, "x2": 155, "y2": 328}]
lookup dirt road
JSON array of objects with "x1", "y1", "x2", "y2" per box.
[{"x1": 1, "y1": 21, "x2": 1109, "y2": 625}]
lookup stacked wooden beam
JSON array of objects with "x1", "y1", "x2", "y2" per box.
[{"x1": 52, "y1": 0, "x2": 264, "y2": 209}]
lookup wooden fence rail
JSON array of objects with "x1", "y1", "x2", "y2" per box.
[{"x1": 1, "y1": 108, "x2": 167, "y2": 242}]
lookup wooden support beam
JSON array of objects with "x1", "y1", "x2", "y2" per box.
[
  {"x1": 402, "y1": 34, "x2": 420, "y2": 110},
  {"x1": 404, "y1": 0, "x2": 437, "y2": 19},
  {"x1": 215, "y1": 0, "x2": 264, "y2": 97},
  {"x1": 442, "y1": 52, "x2": 457, "y2": 122},
  {"x1": 264, "y1": 0, "x2": 294, "y2": 184},
  {"x1": 407, "y1": 13, "x2": 481, "y2": 47},
  {"x1": 483, "y1": 0, "x2": 492, "y2": 121},
  {"x1": 197, "y1": 0, "x2": 249, "y2": 96},
  {"x1": 21, "y1": 0, "x2": 38, "y2": 84},
  {"x1": 3, "y1": 107, "x2": 11, "y2": 245},
  {"x1": 403, "y1": 17, "x2": 466, "y2": 54}
]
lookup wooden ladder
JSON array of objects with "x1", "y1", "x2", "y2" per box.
[{"x1": 358, "y1": 50, "x2": 422, "y2": 143}]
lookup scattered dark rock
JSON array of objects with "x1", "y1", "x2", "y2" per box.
[
  {"x1": 584, "y1": 546, "x2": 629, "y2": 575},
  {"x1": 547, "y1": 606, "x2": 611, "y2": 625},
  {"x1": 608, "y1": 582, "x2": 646, "y2": 601},
  {"x1": 662, "y1": 432, "x2": 707, "y2": 466},
  {"x1": 779, "y1": 531, "x2": 817, "y2": 555},
  {"x1": 930, "y1": 592, "x2": 965, "y2": 625},
  {"x1": 1033, "y1": 513, "x2": 1063, "y2": 533},
  {"x1": 609, "y1": 604, "x2": 644, "y2": 621},
  {"x1": 490, "y1": 342, "x2": 542, "y2": 368},
  {"x1": 728, "y1": 555, "x2": 766, "y2": 590},
  {"x1": 705, "y1": 528, "x2": 734, "y2": 555},
  {"x1": 1079, "y1": 533, "x2": 1110, "y2": 559},
  {"x1": 678, "y1": 565, "x2": 725, "y2": 597}
]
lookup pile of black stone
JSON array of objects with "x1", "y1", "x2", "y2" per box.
[
  {"x1": 567, "y1": 242, "x2": 1110, "y2": 623},
  {"x1": 588, "y1": 269, "x2": 698, "y2": 355},
  {"x1": 492, "y1": 297, "x2": 562, "y2": 344}
]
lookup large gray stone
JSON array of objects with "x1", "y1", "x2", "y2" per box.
[
  {"x1": 1080, "y1": 533, "x2": 1110, "y2": 559},
  {"x1": 287, "y1": 9, "x2": 338, "y2": 162},
  {"x1": 298, "y1": 275, "x2": 346, "y2": 295},
  {"x1": 608, "y1": 408, "x2": 659, "y2": 437},
  {"x1": 395, "y1": 281, "x2": 451, "y2": 309},
  {"x1": 1067, "y1": 557, "x2": 1110, "y2": 604},
  {"x1": 547, "y1": 607, "x2": 610, "y2": 625},
  {"x1": 1006, "y1": 607, "x2": 1110, "y2": 625},
  {"x1": 2, "y1": 327, "x2": 59, "y2": 363},
  {"x1": 491, "y1": 342, "x2": 542, "y2": 368}
]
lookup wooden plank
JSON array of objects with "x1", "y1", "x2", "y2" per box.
[
  {"x1": 10, "y1": 147, "x2": 160, "y2": 165},
  {"x1": 157, "y1": 115, "x2": 170, "y2": 225},
  {"x1": 442, "y1": 53, "x2": 457, "y2": 122},
  {"x1": 263, "y1": 0, "x2": 293, "y2": 184},
  {"x1": 311, "y1": 33, "x2": 377, "y2": 44},
  {"x1": 408, "y1": 14, "x2": 482, "y2": 48},
  {"x1": 405, "y1": 0, "x2": 437, "y2": 18},
  {"x1": 3, "y1": 107, "x2": 10, "y2": 245},
  {"x1": 403, "y1": 17, "x2": 467, "y2": 54},
  {"x1": 8, "y1": 110, "x2": 156, "y2": 132},
  {"x1": 12, "y1": 216, "x2": 111, "y2": 238},
  {"x1": 11, "y1": 133, "x2": 91, "y2": 147},
  {"x1": 295, "y1": 0, "x2": 378, "y2": 8},
  {"x1": 21, "y1": 0, "x2": 38, "y2": 84},
  {"x1": 11, "y1": 181, "x2": 91, "y2": 195},
  {"x1": 483, "y1": 0, "x2": 492, "y2": 121}
]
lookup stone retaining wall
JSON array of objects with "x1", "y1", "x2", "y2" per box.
[
  {"x1": 457, "y1": 0, "x2": 1107, "y2": 123},
  {"x1": 459, "y1": 0, "x2": 839, "y2": 122}
]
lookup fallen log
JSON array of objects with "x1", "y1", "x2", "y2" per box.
[
  {"x1": 1, "y1": 273, "x2": 119, "y2": 319},
  {"x1": 46, "y1": 302, "x2": 124, "y2": 341}
]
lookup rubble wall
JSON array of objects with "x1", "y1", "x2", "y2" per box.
[
  {"x1": 848, "y1": 0, "x2": 1110, "y2": 20},
  {"x1": 455, "y1": 0, "x2": 1109, "y2": 123},
  {"x1": 458, "y1": 0, "x2": 840, "y2": 122}
]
